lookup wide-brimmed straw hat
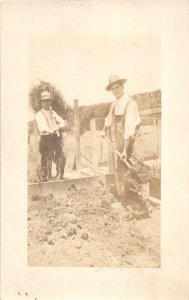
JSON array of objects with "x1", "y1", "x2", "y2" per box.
[
  {"x1": 106, "y1": 75, "x2": 127, "y2": 91},
  {"x1": 40, "y1": 91, "x2": 53, "y2": 101}
]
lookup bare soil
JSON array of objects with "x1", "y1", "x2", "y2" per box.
[{"x1": 28, "y1": 185, "x2": 160, "y2": 267}]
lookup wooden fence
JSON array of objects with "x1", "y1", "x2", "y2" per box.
[
  {"x1": 28, "y1": 102, "x2": 161, "y2": 179},
  {"x1": 78, "y1": 107, "x2": 161, "y2": 173}
]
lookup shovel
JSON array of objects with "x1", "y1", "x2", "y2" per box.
[
  {"x1": 101, "y1": 134, "x2": 132, "y2": 169},
  {"x1": 101, "y1": 134, "x2": 151, "y2": 181}
]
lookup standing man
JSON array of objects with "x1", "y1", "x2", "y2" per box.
[
  {"x1": 104, "y1": 75, "x2": 151, "y2": 219},
  {"x1": 35, "y1": 91, "x2": 66, "y2": 182}
]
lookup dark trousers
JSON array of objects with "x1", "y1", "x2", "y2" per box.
[
  {"x1": 115, "y1": 125, "x2": 144, "y2": 174},
  {"x1": 39, "y1": 134, "x2": 66, "y2": 179},
  {"x1": 114, "y1": 125, "x2": 151, "y2": 213}
]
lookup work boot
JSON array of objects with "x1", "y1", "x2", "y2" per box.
[
  {"x1": 133, "y1": 210, "x2": 150, "y2": 220},
  {"x1": 56, "y1": 173, "x2": 67, "y2": 180},
  {"x1": 38, "y1": 175, "x2": 48, "y2": 182},
  {"x1": 146, "y1": 199, "x2": 152, "y2": 214},
  {"x1": 56, "y1": 173, "x2": 61, "y2": 180},
  {"x1": 42, "y1": 177, "x2": 48, "y2": 182},
  {"x1": 125, "y1": 211, "x2": 135, "y2": 221},
  {"x1": 132, "y1": 200, "x2": 151, "y2": 220},
  {"x1": 40, "y1": 166, "x2": 48, "y2": 182},
  {"x1": 140, "y1": 199, "x2": 152, "y2": 215}
]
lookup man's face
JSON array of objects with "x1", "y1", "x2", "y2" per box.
[
  {"x1": 41, "y1": 99, "x2": 52, "y2": 110},
  {"x1": 111, "y1": 83, "x2": 124, "y2": 98}
]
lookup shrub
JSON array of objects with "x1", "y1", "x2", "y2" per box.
[{"x1": 29, "y1": 80, "x2": 73, "y2": 127}]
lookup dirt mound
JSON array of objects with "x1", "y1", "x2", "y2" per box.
[{"x1": 28, "y1": 186, "x2": 160, "y2": 267}]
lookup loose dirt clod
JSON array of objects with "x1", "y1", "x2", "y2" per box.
[
  {"x1": 28, "y1": 185, "x2": 160, "y2": 267},
  {"x1": 45, "y1": 230, "x2": 52, "y2": 235},
  {"x1": 61, "y1": 233, "x2": 67, "y2": 239},
  {"x1": 81, "y1": 233, "x2": 88, "y2": 240},
  {"x1": 39, "y1": 235, "x2": 47, "y2": 242},
  {"x1": 48, "y1": 240, "x2": 54, "y2": 245},
  {"x1": 67, "y1": 225, "x2": 77, "y2": 237},
  {"x1": 75, "y1": 241, "x2": 82, "y2": 249}
]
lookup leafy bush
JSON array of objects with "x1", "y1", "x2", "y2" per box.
[{"x1": 29, "y1": 80, "x2": 73, "y2": 127}]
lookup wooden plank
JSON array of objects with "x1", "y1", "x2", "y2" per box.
[
  {"x1": 90, "y1": 118, "x2": 99, "y2": 172},
  {"x1": 153, "y1": 119, "x2": 158, "y2": 158},
  {"x1": 141, "y1": 129, "x2": 158, "y2": 159},
  {"x1": 141, "y1": 125, "x2": 155, "y2": 133},
  {"x1": 149, "y1": 196, "x2": 161, "y2": 205},
  {"x1": 157, "y1": 118, "x2": 161, "y2": 158},
  {"x1": 95, "y1": 168, "x2": 108, "y2": 175},
  {"x1": 140, "y1": 107, "x2": 161, "y2": 116},
  {"x1": 74, "y1": 99, "x2": 81, "y2": 170},
  {"x1": 28, "y1": 175, "x2": 108, "y2": 196},
  {"x1": 81, "y1": 153, "x2": 93, "y2": 164}
]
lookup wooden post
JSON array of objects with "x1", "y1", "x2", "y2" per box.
[
  {"x1": 90, "y1": 118, "x2": 98, "y2": 173},
  {"x1": 153, "y1": 118, "x2": 158, "y2": 159},
  {"x1": 157, "y1": 118, "x2": 161, "y2": 158},
  {"x1": 108, "y1": 143, "x2": 115, "y2": 174},
  {"x1": 74, "y1": 99, "x2": 81, "y2": 171}
]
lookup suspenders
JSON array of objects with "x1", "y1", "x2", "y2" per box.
[
  {"x1": 40, "y1": 109, "x2": 60, "y2": 137},
  {"x1": 112, "y1": 98, "x2": 134, "y2": 128},
  {"x1": 120, "y1": 99, "x2": 133, "y2": 128}
]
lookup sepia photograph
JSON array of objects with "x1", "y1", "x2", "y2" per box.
[
  {"x1": 27, "y1": 35, "x2": 161, "y2": 267},
  {"x1": 2, "y1": 1, "x2": 189, "y2": 299}
]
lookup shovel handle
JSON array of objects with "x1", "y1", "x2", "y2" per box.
[
  {"x1": 101, "y1": 134, "x2": 131, "y2": 169},
  {"x1": 115, "y1": 150, "x2": 131, "y2": 169}
]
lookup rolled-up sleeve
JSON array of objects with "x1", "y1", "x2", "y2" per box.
[
  {"x1": 105, "y1": 102, "x2": 115, "y2": 127},
  {"x1": 124, "y1": 101, "x2": 140, "y2": 140},
  {"x1": 35, "y1": 112, "x2": 52, "y2": 135},
  {"x1": 104, "y1": 113, "x2": 112, "y2": 128}
]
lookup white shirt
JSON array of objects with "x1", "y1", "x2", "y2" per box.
[
  {"x1": 35, "y1": 108, "x2": 65, "y2": 135},
  {"x1": 105, "y1": 94, "x2": 141, "y2": 140}
]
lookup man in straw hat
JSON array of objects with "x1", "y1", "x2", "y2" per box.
[
  {"x1": 104, "y1": 75, "x2": 151, "y2": 219},
  {"x1": 35, "y1": 91, "x2": 66, "y2": 182}
]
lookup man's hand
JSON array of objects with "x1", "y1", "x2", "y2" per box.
[
  {"x1": 104, "y1": 126, "x2": 111, "y2": 138},
  {"x1": 61, "y1": 126, "x2": 70, "y2": 133},
  {"x1": 101, "y1": 132, "x2": 106, "y2": 139},
  {"x1": 57, "y1": 126, "x2": 64, "y2": 132},
  {"x1": 121, "y1": 138, "x2": 131, "y2": 160},
  {"x1": 121, "y1": 147, "x2": 127, "y2": 160}
]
